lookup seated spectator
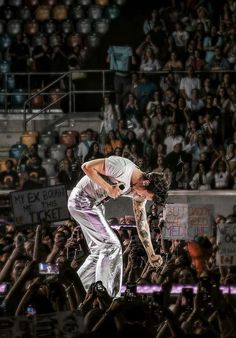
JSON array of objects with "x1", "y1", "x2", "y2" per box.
[
  {"x1": 189, "y1": 160, "x2": 213, "y2": 189},
  {"x1": 57, "y1": 159, "x2": 79, "y2": 190},
  {"x1": 24, "y1": 155, "x2": 47, "y2": 188},
  {"x1": 203, "y1": 25, "x2": 223, "y2": 65},
  {"x1": 202, "y1": 94, "x2": 220, "y2": 119},
  {"x1": 228, "y1": 89, "x2": 236, "y2": 123},
  {"x1": 207, "y1": 47, "x2": 230, "y2": 74},
  {"x1": 200, "y1": 77, "x2": 216, "y2": 100},
  {"x1": 223, "y1": 28, "x2": 236, "y2": 68},
  {"x1": 195, "y1": 6, "x2": 212, "y2": 34},
  {"x1": 99, "y1": 95, "x2": 119, "y2": 145},
  {"x1": 175, "y1": 161, "x2": 193, "y2": 189},
  {"x1": 136, "y1": 73, "x2": 157, "y2": 113},
  {"x1": 60, "y1": 147, "x2": 80, "y2": 172},
  {"x1": 147, "y1": 129, "x2": 161, "y2": 156},
  {"x1": 211, "y1": 156, "x2": 231, "y2": 189},
  {"x1": 140, "y1": 114, "x2": 154, "y2": 140},
  {"x1": 201, "y1": 112, "x2": 219, "y2": 137},
  {"x1": 153, "y1": 156, "x2": 166, "y2": 173},
  {"x1": 165, "y1": 141, "x2": 192, "y2": 183},
  {"x1": 186, "y1": 88, "x2": 205, "y2": 121},
  {"x1": 103, "y1": 130, "x2": 124, "y2": 156},
  {"x1": 215, "y1": 86, "x2": 230, "y2": 113},
  {"x1": 125, "y1": 129, "x2": 142, "y2": 149},
  {"x1": 192, "y1": 22, "x2": 205, "y2": 51},
  {"x1": 179, "y1": 65, "x2": 201, "y2": 100},
  {"x1": 160, "y1": 71, "x2": 180, "y2": 94},
  {"x1": 122, "y1": 142, "x2": 141, "y2": 164},
  {"x1": 185, "y1": 48, "x2": 205, "y2": 71},
  {"x1": 115, "y1": 118, "x2": 129, "y2": 143},
  {"x1": 143, "y1": 9, "x2": 165, "y2": 35},
  {"x1": 135, "y1": 34, "x2": 159, "y2": 59},
  {"x1": 217, "y1": 72, "x2": 236, "y2": 95},
  {"x1": 136, "y1": 156, "x2": 151, "y2": 172},
  {"x1": 162, "y1": 87, "x2": 177, "y2": 117},
  {"x1": 0, "y1": 159, "x2": 19, "y2": 190},
  {"x1": 172, "y1": 96, "x2": 190, "y2": 133},
  {"x1": 123, "y1": 93, "x2": 141, "y2": 126},
  {"x1": 139, "y1": 47, "x2": 161, "y2": 72},
  {"x1": 171, "y1": 21, "x2": 189, "y2": 58},
  {"x1": 84, "y1": 142, "x2": 104, "y2": 162},
  {"x1": 185, "y1": 119, "x2": 202, "y2": 140},
  {"x1": 226, "y1": 142, "x2": 236, "y2": 172},
  {"x1": 163, "y1": 51, "x2": 183, "y2": 71},
  {"x1": 121, "y1": 73, "x2": 140, "y2": 109},
  {"x1": 164, "y1": 123, "x2": 184, "y2": 154},
  {"x1": 20, "y1": 144, "x2": 41, "y2": 168},
  {"x1": 146, "y1": 90, "x2": 164, "y2": 117},
  {"x1": 151, "y1": 105, "x2": 170, "y2": 138},
  {"x1": 77, "y1": 129, "x2": 94, "y2": 164}
]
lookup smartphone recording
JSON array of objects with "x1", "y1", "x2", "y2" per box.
[{"x1": 38, "y1": 262, "x2": 59, "y2": 275}]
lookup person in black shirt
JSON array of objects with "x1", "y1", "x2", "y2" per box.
[{"x1": 166, "y1": 141, "x2": 192, "y2": 185}]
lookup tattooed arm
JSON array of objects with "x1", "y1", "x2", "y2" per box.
[{"x1": 133, "y1": 199, "x2": 162, "y2": 267}]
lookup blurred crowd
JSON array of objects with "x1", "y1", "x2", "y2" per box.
[
  {"x1": 0, "y1": 202, "x2": 236, "y2": 337},
  {"x1": 2, "y1": 1, "x2": 236, "y2": 190},
  {"x1": 1, "y1": 1, "x2": 236, "y2": 336}
]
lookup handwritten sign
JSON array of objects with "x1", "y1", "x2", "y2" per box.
[
  {"x1": 188, "y1": 204, "x2": 213, "y2": 239},
  {"x1": 216, "y1": 223, "x2": 236, "y2": 266},
  {"x1": 10, "y1": 185, "x2": 69, "y2": 225},
  {"x1": 163, "y1": 204, "x2": 188, "y2": 240},
  {"x1": 163, "y1": 204, "x2": 214, "y2": 240}
]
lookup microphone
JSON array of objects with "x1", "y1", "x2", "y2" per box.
[{"x1": 96, "y1": 184, "x2": 125, "y2": 206}]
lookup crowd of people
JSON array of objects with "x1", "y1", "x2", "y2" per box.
[
  {"x1": 0, "y1": 1, "x2": 236, "y2": 336},
  {"x1": 0, "y1": 202, "x2": 236, "y2": 337},
  {"x1": 2, "y1": 1, "x2": 236, "y2": 190}
]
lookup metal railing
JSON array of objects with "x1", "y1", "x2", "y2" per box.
[
  {"x1": 0, "y1": 69, "x2": 115, "y2": 131},
  {"x1": 0, "y1": 69, "x2": 235, "y2": 131}
]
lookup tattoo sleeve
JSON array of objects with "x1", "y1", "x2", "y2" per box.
[{"x1": 132, "y1": 199, "x2": 156, "y2": 259}]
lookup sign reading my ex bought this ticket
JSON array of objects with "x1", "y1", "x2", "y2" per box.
[
  {"x1": 10, "y1": 185, "x2": 69, "y2": 226},
  {"x1": 163, "y1": 204, "x2": 214, "y2": 240}
]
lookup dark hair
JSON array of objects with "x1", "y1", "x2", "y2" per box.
[{"x1": 145, "y1": 172, "x2": 169, "y2": 205}]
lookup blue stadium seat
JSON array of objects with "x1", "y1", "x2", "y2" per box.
[
  {"x1": 11, "y1": 89, "x2": 26, "y2": 108},
  {"x1": 39, "y1": 131, "x2": 56, "y2": 147},
  {"x1": 0, "y1": 34, "x2": 12, "y2": 51},
  {"x1": 9, "y1": 143, "x2": 28, "y2": 160},
  {"x1": 42, "y1": 158, "x2": 58, "y2": 177},
  {"x1": 49, "y1": 144, "x2": 67, "y2": 162}
]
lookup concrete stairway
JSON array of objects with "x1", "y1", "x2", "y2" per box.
[{"x1": 0, "y1": 110, "x2": 101, "y2": 157}]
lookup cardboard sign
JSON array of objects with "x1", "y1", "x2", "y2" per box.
[
  {"x1": 163, "y1": 204, "x2": 214, "y2": 240},
  {"x1": 188, "y1": 204, "x2": 214, "y2": 239},
  {"x1": 10, "y1": 185, "x2": 69, "y2": 225},
  {"x1": 216, "y1": 223, "x2": 236, "y2": 266},
  {"x1": 162, "y1": 204, "x2": 189, "y2": 240}
]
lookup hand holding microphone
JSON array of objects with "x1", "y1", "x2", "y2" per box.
[{"x1": 96, "y1": 183, "x2": 125, "y2": 206}]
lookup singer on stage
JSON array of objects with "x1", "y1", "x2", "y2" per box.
[{"x1": 68, "y1": 156, "x2": 169, "y2": 297}]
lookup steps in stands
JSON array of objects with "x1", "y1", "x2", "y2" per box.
[
  {"x1": 0, "y1": 111, "x2": 101, "y2": 154},
  {"x1": 43, "y1": 112, "x2": 101, "y2": 134}
]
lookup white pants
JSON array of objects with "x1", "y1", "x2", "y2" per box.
[{"x1": 68, "y1": 187, "x2": 123, "y2": 297}]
